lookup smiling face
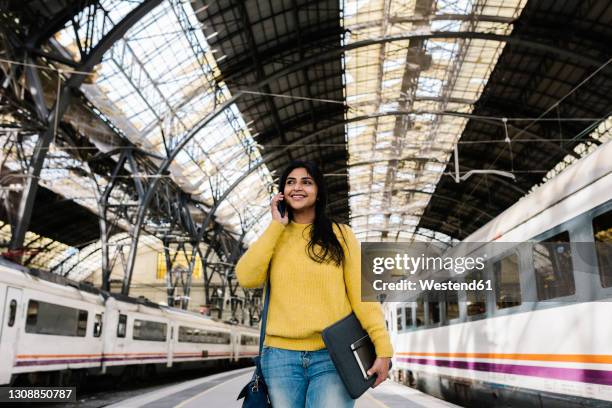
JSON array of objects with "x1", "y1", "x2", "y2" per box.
[{"x1": 283, "y1": 167, "x2": 318, "y2": 213}]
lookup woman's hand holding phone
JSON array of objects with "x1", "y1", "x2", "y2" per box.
[{"x1": 271, "y1": 193, "x2": 289, "y2": 225}]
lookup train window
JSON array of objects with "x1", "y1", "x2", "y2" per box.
[
  {"x1": 404, "y1": 306, "x2": 413, "y2": 327},
  {"x1": 396, "y1": 307, "x2": 403, "y2": 331},
  {"x1": 133, "y1": 319, "x2": 167, "y2": 342},
  {"x1": 466, "y1": 269, "x2": 486, "y2": 316},
  {"x1": 93, "y1": 313, "x2": 103, "y2": 337},
  {"x1": 494, "y1": 253, "x2": 522, "y2": 309},
  {"x1": 183, "y1": 328, "x2": 199, "y2": 343},
  {"x1": 178, "y1": 326, "x2": 232, "y2": 344},
  {"x1": 415, "y1": 297, "x2": 424, "y2": 327},
  {"x1": 77, "y1": 310, "x2": 87, "y2": 336},
  {"x1": 26, "y1": 300, "x2": 38, "y2": 326},
  {"x1": 117, "y1": 314, "x2": 127, "y2": 338},
  {"x1": 25, "y1": 300, "x2": 88, "y2": 337},
  {"x1": 593, "y1": 210, "x2": 612, "y2": 287},
  {"x1": 240, "y1": 335, "x2": 259, "y2": 346},
  {"x1": 533, "y1": 232, "x2": 575, "y2": 300},
  {"x1": 445, "y1": 286, "x2": 460, "y2": 320},
  {"x1": 427, "y1": 301, "x2": 440, "y2": 324},
  {"x1": 8, "y1": 300, "x2": 17, "y2": 327},
  {"x1": 212, "y1": 331, "x2": 231, "y2": 344}
]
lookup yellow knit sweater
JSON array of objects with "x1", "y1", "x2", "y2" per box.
[{"x1": 236, "y1": 220, "x2": 393, "y2": 357}]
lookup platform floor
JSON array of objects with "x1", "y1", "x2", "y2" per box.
[{"x1": 107, "y1": 367, "x2": 460, "y2": 408}]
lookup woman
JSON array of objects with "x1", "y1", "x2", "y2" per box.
[{"x1": 236, "y1": 160, "x2": 393, "y2": 407}]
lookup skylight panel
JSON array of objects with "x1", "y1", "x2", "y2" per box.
[
  {"x1": 345, "y1": 0, "x2": 526, "y2": 241},
  {"x1": 55, "y1": 1, "x2": 275, "y2": 241},
  {"x1": 415, "y1": 77, "x2": 443, "y2": 98},
  {"x1": 437, "y1": 0, "x2": 473, "y2": 14}
]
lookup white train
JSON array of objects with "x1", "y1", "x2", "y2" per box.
[
  {"x1": 388, "y1": 140, "x2": 612, "y2": 407},
  {"x1": 0, "y1": 261, "x2": 259, "y2": 386}
]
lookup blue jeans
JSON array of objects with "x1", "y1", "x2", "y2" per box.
[{"x1": 261, "y1": 346, "x2": 354, "y2": 408}]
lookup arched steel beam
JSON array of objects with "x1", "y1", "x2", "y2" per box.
[
  {"x1": 11, "y1": 0, "x2": 163, "y2": 251},
  {"x1": 351, "y1": 214, "x2": 463, "y2": 235},
  {"x1": 342, "y1": 110, "x2": 581, "y2": 155},
  {"x1": 354, "y1": 227, "x2": 456, "y2": 245},
  {"x1": 336, "y1": 188, "x2": 496, "y2": 221},
  {"x1": 342, "y1": 167, "x2": 525, "y2": 206},
  {"x1": 122, "y1": 29, "x2": 611, "y2": 291},
  {"x1": 346, "y1": 13, "x2": 517, "y2": 31},
  {"x1": 189, "y1": 106, "x2": 536, "y2": 228},
  {"x1": 325, "y1": 145, "x2": 566, "y2": 201},
  {"x1": 340, "y1": 166, "x2": 526, "y2": 209},
  {"x1": 346, "y1": 96, "x2": 602, "y2": 151},
  {"x1": 349, "y1": 156, "x2": 445, "y2": 169},
  {"x1": 473, "y1": 98, "x2": 605, "y2": 136},
  {"x1": 319, "y1": 154, "x2": 515, "y2": 218},
  {"x1": 218, "y1": 30, "x2": 612, "y2": 85},
  {"x1": 285, "y1": 109, "x2": 581, "y2": 162},
  {"x1": 254, "y1": 97, "x2": 474, "y2": 143}
]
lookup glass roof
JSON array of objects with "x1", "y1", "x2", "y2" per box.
[
  {"x1": 3, "y1": 0, "x2": 611, "y2": 279},
  {"x1": 343, "y1": 0, "x2": 527, "y2": 242},
  {"x1": 55, "y1": 0, "x2": 274, "y2": 244},
  {"x1": 0, "y1": 1, "x2": 275, "y2": 280}
]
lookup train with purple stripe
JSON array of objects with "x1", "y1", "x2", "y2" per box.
[
  {"x1": 0, "y1": 261, "x2": 259, "y2": 386},
  {"x1": 387, "y1": 140, "x2": 612, "y2": 407}
]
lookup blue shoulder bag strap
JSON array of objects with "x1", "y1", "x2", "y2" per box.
[
  {"x1": 259, "y1": 275, "x2": 270, "y2": 356},
  {"x1": 237, "y1": 275, "x2": 271, "y2": 406}
]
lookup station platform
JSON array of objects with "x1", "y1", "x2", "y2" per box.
[{"x1": 107, "y1": 367, "x2": 460, "y2": 408}]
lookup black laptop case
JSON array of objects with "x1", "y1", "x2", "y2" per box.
[{"x1": 321, "y1": 313, "x2": 377, "y2": 399}]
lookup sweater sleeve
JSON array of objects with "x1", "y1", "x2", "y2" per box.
[
  {"x1": 236, "y1": 220, "x2": 285, "y2": 288},
  {"x1": 340, "y1": 225, "x2": 394, "y2": 358}
]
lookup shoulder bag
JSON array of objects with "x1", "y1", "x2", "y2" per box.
[{"x1": 237, "y1": 278, "x2": 272, "y2": 407}]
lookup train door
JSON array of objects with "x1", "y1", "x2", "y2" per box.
[
  {"x1": 0, "y1": 285, "x2": 6, "y2": 340},
  {"x1": 233, "y1": 331, "x2": 240, "y2": 361},
  {"x1": 167, "y1": 325, "x2": 174, "y2": 367},
  {"x1": 100, "y1": 307, "x2": 115, "y2": 374},
  {"x1": 0, "y1": 287, "x2": 23, "y2": 385}
]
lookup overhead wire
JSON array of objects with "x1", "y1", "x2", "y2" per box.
[
  {"x1": 455, "y1": 55, "x2": 612, "y2": 224},
  {"x1": 3, "y1": 37, "x2": 611, "y2": 247}
]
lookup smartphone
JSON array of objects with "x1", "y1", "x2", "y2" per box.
[
  {"x1": 277, "y1": 178, "x2": 286, "y2": 217},
  {"x1": 350, "y1": 335, "x2": 393, "y2": 381},
  {"x1": 277, "y1": 200, "x2": 286, "y2": 217},
  {"x1": 350, "y1": 335, "x2": 376, "y2": 380}
]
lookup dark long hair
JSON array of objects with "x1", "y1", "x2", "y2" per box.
[{"x1": 279, "y1": 160, "x2": 346, "y2": 266}]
